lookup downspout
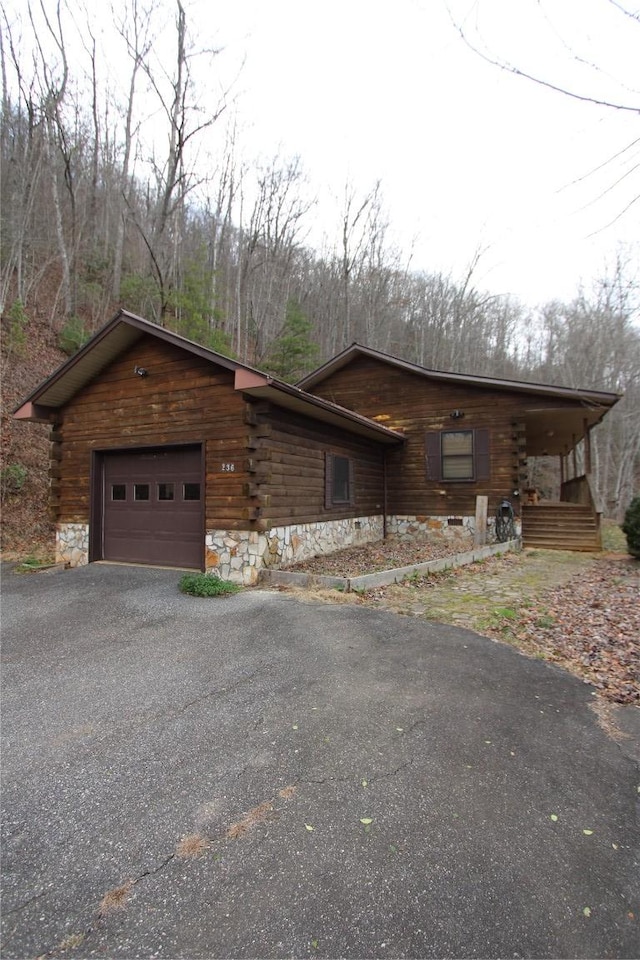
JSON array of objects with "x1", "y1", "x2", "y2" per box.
[
  {"x1": 584, "y1": 418, "x2": 592, "y2": 475},
  {"x1": 383, "y1": 449, "x2": 388, "y2": 540}
]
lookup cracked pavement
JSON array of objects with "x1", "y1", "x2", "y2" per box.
[{"x1": 1, "y1": 562, "x2": 638, "y2": 958}]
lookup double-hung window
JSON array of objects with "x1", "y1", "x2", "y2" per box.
[
  {"x1": 325, "y1": 452, "x2": 354, "y2": 507},
  {"x1": 425, "y1": 428, "x2": 490, "y2": 482}
]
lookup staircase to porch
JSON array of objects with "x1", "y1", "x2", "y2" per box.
[{"x1": 521, "y1": 502, "x2": 602, "y2": 552}]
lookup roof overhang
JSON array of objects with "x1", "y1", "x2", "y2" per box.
[
  {"x1": 298, "y1": 343, "x2": 621, "y2": 454},
  {"x1": 14, "y1": 312, "x2": 404, "y2": 446},
  {"x1": 13, "y1": 310, "x2": 244, "y2": 420},
  {"x1": 234, "y1": 370, "x2": 404, "y2": 444},
  {"x1": 523, "y1": 406, "x2": 612, "y2": 456}
]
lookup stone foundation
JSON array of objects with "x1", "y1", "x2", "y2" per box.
[
  {"x1": 57, "y1": 512, "x2": 521, "y2": 579},
  {"x1": 387, "y1": 514, "x2": 521, "y2": 544},
  {"x1": 206, "y1": 515, "x2": 384, "y2": 585},
  {"x1": 56, "y1": 523, "x2": 90, "y2": 566}
]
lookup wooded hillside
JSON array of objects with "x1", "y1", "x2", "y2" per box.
[{"x1": 1, "y1": 1, "x2": 639, "y2": 555}]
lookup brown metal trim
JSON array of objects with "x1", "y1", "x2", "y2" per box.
[
  {"x1": 15, "y1": 310, "x2": 270, "y2": 414},
  {"x1": 12, "y1": 401, "x2": 57, "y2": 422},
  {"x1": 239, "y1": 376, "x2": 405, "y2": 444},
  {"x1": 89, "y1": 450, "x2": 104, "y2": 562}
]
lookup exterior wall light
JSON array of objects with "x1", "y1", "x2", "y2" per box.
[
  {"x1": 450, "y1": 409, "x2": 465, "y2": 419},
  {"x1": 134, "y1": 366, "x2": 149, "y2": 377}
]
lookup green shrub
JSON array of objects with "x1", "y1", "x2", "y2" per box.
[
  {"x1": 621, "y1": 495, "x2": 640, "y2": 559},
  {"x1": 15, "y1": 555, "x2": 55, "y2": 573},
  {"x1": 178, "y1": 572, "x2": 241, "y2": 597},
  {"x1": 4, "y1": 299, "x2": 28, "y2": 355},
  {"x1": 0, "y1": 462, "x2": 27, "y2": 500},
  {"x1": 58, "y1": 315, "x2": 90, "y2": 355}
]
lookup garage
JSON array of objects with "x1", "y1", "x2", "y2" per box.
[{"x1": 99, "y1": 445, "x2": 203, "y2": 568}]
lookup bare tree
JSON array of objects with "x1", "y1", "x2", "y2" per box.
[
  {"x1": 446, "y1": 0, "x2": 640, "y2": 227},
  {"x1": 120, "y1": 0, "x2": 227, "y2": 320},
  {"x1": 29, "y1": 0, "x2": 76, "y2": 317},
  {"x1": 111, "y1": 0, "x2": 155, "y2": 301}
]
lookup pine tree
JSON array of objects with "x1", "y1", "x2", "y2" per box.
[{"x1": 264, "y1": 300, "x2": 320, "y2": 383}]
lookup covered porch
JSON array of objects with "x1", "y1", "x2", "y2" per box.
[{"x1": 517, "y1": 401, "x2": 617, "y2": 551}]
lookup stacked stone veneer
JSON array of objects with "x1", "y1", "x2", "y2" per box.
[
  {"x1": 387, "y1": 514, "x2": 522, "y2": 543},
  {"x1": 206, "y1": 515, "x2": 384, "y2": 585},
  {"x1": 57, "y1": 513, "x2": 521, "y2": 579},
  {"x1": 56, "y1": 523, "x2": 90, "y2": 566}
]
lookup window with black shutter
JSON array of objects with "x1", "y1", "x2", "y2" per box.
[{"x1": 424, "y1": 428, "x2": 490, "y2": 482}]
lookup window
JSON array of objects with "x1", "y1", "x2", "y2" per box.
[
  {"x1": 425, "y1": 428, "x2": 490, "y2": 482},
  {"x1": 157, "y1": 483, "x2": 174, "y2": 501},
  {"x1": 111, "y1": 484, "x2": 126, "y2": 501},
  {"x1": 442, "y1": 430, "x2": 473, "y2": 480},
  {"x1": 183, "y1": 482, "x2": 201, "y2": 501},
  {"x1": 134, "y1": 483, "x2": 150, "y2": 501},
  {"x1": 325, "y1": 453, "x2": 354, "y2": 507}
]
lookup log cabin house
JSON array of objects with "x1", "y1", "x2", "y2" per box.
[
  {"x1": 298, "y1": 343, "x2": 621, "y2": 554},
  {"x1": 14, "y1": 311, "x2": 621, "y2": 581}
]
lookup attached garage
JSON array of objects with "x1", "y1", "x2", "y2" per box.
[
  {"x1": 97, "y1": 445, "x2": 203, "y2": 568},
  {"x1": 12, "y1": 310, "x2": 403, "y2": 579}
]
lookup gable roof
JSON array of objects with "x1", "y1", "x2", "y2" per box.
[
  {"x1": 13, "y1": 312, "x2": 404, "y2": 446},
  {"x1": 298, "y1": 343, "x2": 622, "y2": 457},
  {"x1": 298, "y1": 342, "x2": 622, "y2": 410}
]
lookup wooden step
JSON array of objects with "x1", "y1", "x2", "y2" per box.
[{"x1": 521, "y1": 503, "x2": 601, "y2": 552}]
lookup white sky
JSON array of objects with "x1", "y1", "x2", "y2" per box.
[{"x1": 191, "y1": 0, "x2": 639, "y2": 307}]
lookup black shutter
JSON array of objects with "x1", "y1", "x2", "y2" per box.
[
  {"x1": 325, "y1": 452, "x2": 334, "y2": 508},
  {"x1": 425, "y1": 432, "x2": 442, "y2": 481},
  {"x1": 348, "y1": 457, "x2": 355, "y2": 506},
  {"x1": 475, "y1": 428, "x2": 490, "y2": 481}
]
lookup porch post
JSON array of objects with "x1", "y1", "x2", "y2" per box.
[
  {"x1": 560, "y1": 453, "x2": 565, "y2": 486},
  {"x1": 583, "y1": 419, "x2": 592, "y2": 474},
  {"x1": 572, "y1": 434, "x2": 578, "y2": 478}
]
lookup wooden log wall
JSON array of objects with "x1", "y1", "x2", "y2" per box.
[
  {"x1": 244, "y1": 402, "x2": 386, "y2": 529},
  {"x1": 54, "y1": 335, "x2": 251, "y2": 530},
  {"x1": 309, "y1": 356, "x2": 572, "y2": 518}
]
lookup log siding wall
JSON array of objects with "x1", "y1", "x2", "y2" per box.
[
  {"x1": 53, "y1": 335, "x2": 249, "y2": 530},
  {"x1": 52, "y1": 337, "x2": 388, "y2": 540},
  {"x1": 246, "y1": 403, "x2": 386, "y2": 529},
  {"x1": 307, "y1": 356, "x2": 581, "y2": 518}
]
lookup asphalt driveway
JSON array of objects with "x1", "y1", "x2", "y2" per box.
[{"x1": 1, "y1": 562, "x2": 638, "y2": 959}]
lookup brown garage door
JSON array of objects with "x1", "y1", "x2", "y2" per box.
[{"x1": 102, "y1": 446, "x2": 203, "y2": 568}]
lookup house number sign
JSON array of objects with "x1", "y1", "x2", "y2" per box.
[{"x1": 221, "y1": 462, "x2": 236, "y2": 472}]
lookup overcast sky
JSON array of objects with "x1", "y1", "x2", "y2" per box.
[{"x1": 194, "y1": 0, "x2": 639, "y2": 307}]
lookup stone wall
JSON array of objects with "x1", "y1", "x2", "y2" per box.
[
  {"x1": 56, "y1": 523, "x2": 90, "y2": 566},
  {"x1": 57, "y1": 512, "x2": 521, "y2": 579},
  {"x1": 387, "y1": 514, "x2": 522, "y2": 543},
  {"x1": 206, "y1": 515, "x2": 384, "y2": 586}
]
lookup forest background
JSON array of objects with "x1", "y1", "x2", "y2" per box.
[{"x1": 1, "y1": 0, "x2": 639, "y2": 555}]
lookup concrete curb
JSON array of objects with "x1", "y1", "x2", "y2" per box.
[{"x1": 259, "y1": 538, "x2": 522, "y2": 592}]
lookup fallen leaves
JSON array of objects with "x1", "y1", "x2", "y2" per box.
[
  {"x1": 286, "y1": 533, "x2": 473, "y2": 578},
  {"x1": 496, "y1": 558, "x2": 639, "y2": 704}
]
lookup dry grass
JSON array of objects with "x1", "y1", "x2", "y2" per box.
[
  {"x1": 176, "y1": 833, "x2": 211, "y2": 858},
  {"x1": 58, "y1": 932, "x2": 85, "y2": 950},
  {"x1": 226, "y1": 800, "x2": 274, "y2": 839},
  {"x1": 278, "y1": 784, "x2": 297, "y2": 800},
  {"x1": 589, "y1": 699, "x2": 632, "y2": 742},
  {"x1": 98, "y1": 880, "x2": 133, "y2": 917}
]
